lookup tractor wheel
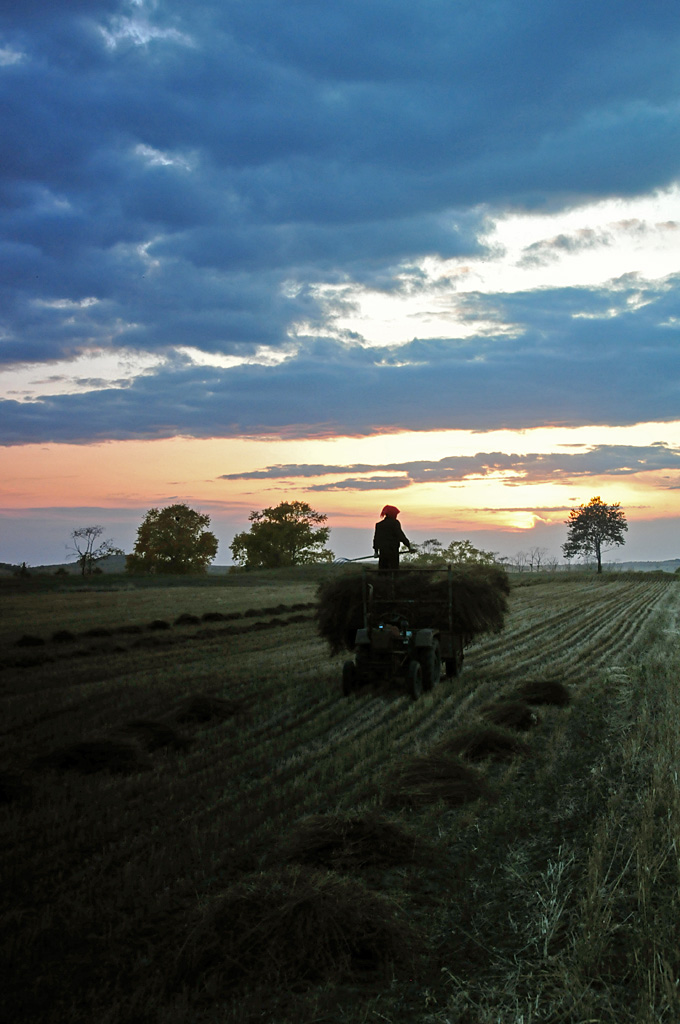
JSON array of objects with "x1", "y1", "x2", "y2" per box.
[
  {"x1": 342, "y1": 660, "x2": 357, "y2": 697},
  {"x1": 419, "y1": 643, "x2": 441, "y2": 691},
  {"x1": 407, "y1": 660, "x2": 423, "y2": 700},
  {"x1": 445, "y1": 643, "x2": 464, "y2": 678}
]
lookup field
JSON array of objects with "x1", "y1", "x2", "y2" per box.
[{"x1": 2, "y1": 569, "x2": 680, "y2": 1023}]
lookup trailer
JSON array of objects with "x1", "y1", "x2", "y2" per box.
[{"x1": 342, "y1": 566, "x2": 467, "y2": 700}]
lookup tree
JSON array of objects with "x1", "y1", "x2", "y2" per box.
[
  {"x1": 403, "y1": 537, "x2": 497, "y2": 567},
  {"x1": 70, "y1": 526, "x2": 123, "y2": 576},
  {"x1": 562, "y1": 496, "x2": 627, "y2": 574},
  {"x1": 230, "y1": 501, "x2": 334, "y2": 568},
  {"x1": 126, "y1": 504, "x2": 218, "y2": 574}
]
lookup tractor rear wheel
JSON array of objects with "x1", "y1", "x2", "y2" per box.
[
  {"x1": 419, "y1": 643, "x2": 441, "y2": 691},
  {"x1": 445, "y1": 641, "x2": 464, "y2": 678},
  {"x1": 407, "y1": 660, "x2": 423, "y2": 700}
]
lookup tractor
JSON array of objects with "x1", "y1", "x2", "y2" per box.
[{"x1": 342, "y1": 566, "x2": 466, "y2": 700}]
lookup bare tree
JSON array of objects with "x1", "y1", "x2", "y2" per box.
[{"x1": 70, "y1": 526, "x2": 123, "y2": 576}]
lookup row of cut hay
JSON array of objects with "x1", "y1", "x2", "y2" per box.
[
  {"x1": 316, "y1": 564, "x2": 510, "y2": 655},
  {"x1": 173, "y1": 864, "x2": 415, "y2": 998},
  {"x1": 12, "y1": 603, "x2": 318, "y2": 648},
  {"x1": 17, "y1": 694, "x2": 241, "y2": 782}
]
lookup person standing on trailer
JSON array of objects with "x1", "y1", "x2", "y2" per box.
[{"x1": 373, "y1": 505, "x2": 413, "y2": 570}]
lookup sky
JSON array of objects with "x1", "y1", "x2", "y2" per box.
[{"x1": 1, "y1": 0, "x2": 679, "y2": 567}]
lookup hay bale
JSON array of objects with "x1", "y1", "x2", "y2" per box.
[
  {"x1": 434, "y1": 722, "x2": 529, "y2": 761},
  {"x1": 0, "y1": 769, "x2": 32, "y2": 805},
  {"x1": 174, "y1": 865, "x2": 414, "y2": 995},
  {"x1": 478, "y1": 699, "x2": 539, "y2": 731},
  {"x1": 277, "y1": 812, "x2": 424, "y2": 869},
  {"x1": 174, "y1": 694, "x2": 242, "y2": 723},
  {"x1": 15, "y1": 634, "x2": 45, "y2": 647},
  {"x1": 174, "y1": 613, "x2": 201, "y2": 626},
  {"x1": 51, "y1": 629, "x2": 77, "y2": 643},
  {"x1": 385, "y1": 752, "x2": 494, "y2": 808},
  {"x1": 317, "y1": 565, "x2": 509, "y2": 655},
  {"x1": 120, "y1": 718, "x2": 192, "y2": 752},
  {"x1": 509, "y1": 679, "x2": 572, "y2": 707},
  {"x1": 30, "y1": 738, "x2": 151, "y2": 774}
]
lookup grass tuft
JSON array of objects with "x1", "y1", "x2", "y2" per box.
[
  {"x1": 174, "y1": 864, "x2": 415, "y2": 996},
  {"x1": 30, "y1": 738, "x2": 152, "y2": 774},
  {"x1": 478, "y1": 698, "x2": 540, "y2": 731},
  {"x1": 508, "y1": 678, "x2": 572, "y2": 706},
  {"x1": 201, "y1": 611, "x2": 228, "y2": 622},
  {"x1": 385, "y1": 751, "x2": 495, "y2": 808},
  {"x1": 277, "y1": 811, "x2": 425, "y2": 870},
  {"x1": 148, "y1": 618, "x2": 172, "y2": 631},
  {"x1": 434, "y1": 721, "x2": 530, "y2": 761}
]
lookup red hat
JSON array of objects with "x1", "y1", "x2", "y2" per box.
[{"x1": 380, "y1": 505, "x2": 400, "y2": 519}]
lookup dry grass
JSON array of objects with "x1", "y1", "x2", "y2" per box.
[
  {"x1": 277, "y1": 811, "x2": 426, "y2": 869},
  {"x1": 174, "y1": 864, "x2": 415, "y2": 997},
  {"x1": 317, "y1": 564, "x2": 510, "y2": 655}
]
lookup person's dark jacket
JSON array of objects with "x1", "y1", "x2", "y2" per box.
[{"x1": 373, "y1": 517, "x2": 411, "y2": 570}]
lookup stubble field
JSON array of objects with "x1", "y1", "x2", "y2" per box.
[{"x1": 2, "y1": 569, "x2": 680, "y2": 1023}]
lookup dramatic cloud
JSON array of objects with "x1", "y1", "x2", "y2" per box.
[
  {"x1": 221, "y1": 443, "x2": 680, "y2": 491},
  {"x1": 1, "y1": 1, "x2": 679, "y2": 443}
]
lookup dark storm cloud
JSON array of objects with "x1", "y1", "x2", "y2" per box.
[
  {"x1": 1, "y1": 1, "x2": 680, "y2": 439},
  {"x1": 2, "y1": 275, "x2": 679, "y2": 444}
]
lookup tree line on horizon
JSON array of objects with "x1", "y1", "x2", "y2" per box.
[{"x1": 13, "y1": 495, "x2": 630, "y2": 577}]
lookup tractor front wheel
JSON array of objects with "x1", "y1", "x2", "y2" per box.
[
  {"x1": 419, "y1": 643, "x2": 441, "y2": 691},
  {"x1": 407, "y1": 660, "x2": 423, "y2": 700}
]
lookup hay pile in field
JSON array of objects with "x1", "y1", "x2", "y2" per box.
[
  {"x1": 508, "y1": 678, "x2": 572, "y2": 707},
  {"x1": 173, "y1": 693, "x2": 242, "y2": 723},
  {"x1": 384, "y1": 751, "x2": 495, "y2": 808},
  {"x1": 30, "y1": 738, "x2": 151, "y2": 774},
  {"x1": 119, "y1": 718, "x2": 192, "y2": 752},
  {"x1": 478, "y1": 698, "x2": 539, "y2": 731},
  {"x1": 277, "y1": 812, "x2": 426, "y2": 870},
  {"x1": 434, "y1": 722, "x2": 529, "y2": 761},
  {"x1": 174, "y1": 864, "x2": 414, "y2": 995},
  {"x1": 317, "y1": 565, "x2": 510, "y2": 655}
]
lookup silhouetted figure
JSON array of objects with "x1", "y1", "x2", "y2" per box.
[{"x1": 373, "y1": 505, "x2": 412, "y2": 570}]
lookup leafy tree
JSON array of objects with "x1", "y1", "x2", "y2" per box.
[
  {"x1": 230, "y1": 501, "x2": 333, "y2": 568},
  {"x1": 403, "y1": 537, "x2": 497, "y2": 566},
  {"x1": 70, "y1": 526, "x2": 123, "y2": 576},
  {"x1": 562, "y1": 496, "x2": 627, "y2": 573},
  {"x1": 126, "y1": 504, "x2": 218, "y2": 575}
]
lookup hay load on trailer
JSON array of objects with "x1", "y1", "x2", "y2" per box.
[{"x1": 317, "y1": 564, "x2": 510, "y2": 699}]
